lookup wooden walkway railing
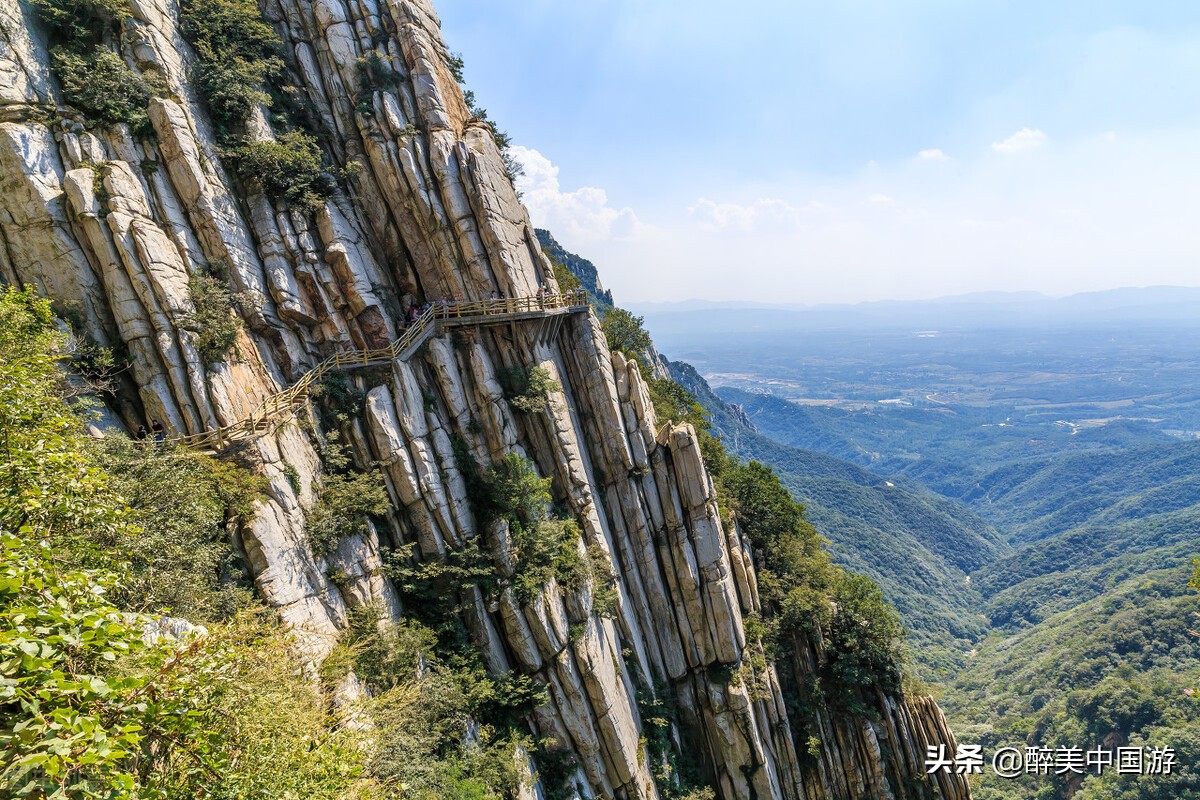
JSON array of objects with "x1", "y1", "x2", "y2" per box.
[{"x1": 173, "y1": 291, "x2": 588, "y2": 451}]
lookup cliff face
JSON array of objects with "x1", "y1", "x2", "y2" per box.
[{"x1": 0, "y1": 1, "x2": 969, "y2": 797}]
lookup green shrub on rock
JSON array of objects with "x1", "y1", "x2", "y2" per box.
[
  {"x1": 179, "y1": 0, "x2": 284, "y2": 133},
  {"x1": 30, "y1": 0, "x2": 130, "y2": 46},
  {"x1": 51, "y1": 47, "x2": 160, "y2": 133},
  {"x1": 228, "y1": 131, "x2": 331, "y2": 212},
  {"x1": 304, "y1": 443, "x2": 390, "y2": 558},
  {"x1": 498, "y1": 364, "x2": 560, "y2": 413},
  {"x1": 184, "y1": 273, "x2": 244, "y2": 364},
  {"x1": 355, "y1": 52, "x2": 401, "y2": 115},
  {"x1": 600, "y1": 307, "x2": 653, "y2": 360}
]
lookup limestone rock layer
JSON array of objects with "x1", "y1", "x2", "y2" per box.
[{"x1": 0, "y1": 0, "x2": 969, "y2": 797}]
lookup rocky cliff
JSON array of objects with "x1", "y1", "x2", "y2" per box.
[{"x1": 0, "y1": 0, "x2": 970, "y2": 797}]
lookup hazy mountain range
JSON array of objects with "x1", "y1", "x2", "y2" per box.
[{"x1": 631, "y1": 285, "x2": 1200, "y2": 333}]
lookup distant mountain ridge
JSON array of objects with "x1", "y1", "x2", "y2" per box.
[{"x1": 633, "y1": 285, "x2": 1200, "y2": 335}]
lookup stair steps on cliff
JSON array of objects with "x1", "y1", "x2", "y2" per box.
[{"x1": 168, "y1": 292, "x2": 588, "y2": 451}]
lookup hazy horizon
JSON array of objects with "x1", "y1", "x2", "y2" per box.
[{"x1": 626, "y1": 283, "x2": 1200, "y2": 312}]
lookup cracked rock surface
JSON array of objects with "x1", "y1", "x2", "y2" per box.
[{"x1": 0, "y1": 0, "x2": 969, "y2": 797}]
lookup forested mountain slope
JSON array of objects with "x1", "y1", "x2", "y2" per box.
[
  {"x1": 680, "y1": 324, "x2": 1200, "y2": 799},
  {"x1": 670, "y1": 361, "x2": 1009, "y2": 679}
]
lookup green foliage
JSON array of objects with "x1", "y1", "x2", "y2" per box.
[
  {"x1": 184, "y1": 273, "x2": 244, "y2": 364},
  {"x1": 943, "y1": 565, "x2": 1200, "y2": 799},
  {"x1": 69, "y1": 336, "x2": 127, "y2": 397},
  {"x1": 585, "y1": 543, "x2": 619, "y2": 618},
  {"x1": 722, "y1": 460, "x2": 805, "y2": 550},
  {"x1": 396, "y1": 449, "x2": 586, "y2": 610},
  {"x1": 305, "y1": 443, "x2": 390, "y2": 558},
  {"x1": 0, "y1": 288, "x2": 118, "y2": 542},
  {"x1": 0, "y1": 533, "x2": 203, "y2": 796},
  {"x1": 446, "y1": 52, "x2": 465, "y2": 83},
  {"x1": 601, "y1": 307, "x2": 653, "y2": 360},
  {"x1": 647, "y1": 376, "x2": 709, "y2": 432},
  {"x1": 533, "y1": 743, "x2": 580, "y2": 800},
  {"x1": 633, "y1": 681, "x2": 714, "y2": 800},
  {"x1": 0, "y1": 285, "x2": 373, "y2": 797},
  {"x1": 480, "y1": 453, "x2": 580, "y2": 605},
  {"x1": 0, "y1": 289, "x2": 262, "y2": 618},
  {"x1": 324, "y1": 607, "x2": 544, "y2": 799},
  {"x1": 355, "y1": 52, "x2": 401, "y2": 115},
  {"x1": 498, "y1": 364, "x2": 560, "y2": 413},
  {"x1": 194, "y1": 59, "x2": 276, "y2": 132},
  {"x1": 282, "y1": 461, "x2": 301, "y2": 493},
  {"x1": 227, "y1": 131, "x2": 330, "y2": 212},
  {"x1": 179, "y1": 0, "x2": 284, "y2": 133},
  {"x1": 179, "y1": 0, "x2": 333, "y2": 212},
  {"x1": 719, "y1": 455, "x2": 904, "y2": 716},
  {"x1": 310, "y1": 370, "x2": 367, "y2": 429},
  {"x1": 179, "y1": 0, "x2": 281, "y2": 66},
  {"x1": 185, "y1": 613, "x2": 379, "y2": 799},
  {"x1": 90, "y1": 436, "x2": 263, "y2": 619},
  {"x1": 510, "y1": 516, "x2": 580, "y2": 605},
  {"x1": 824, "y1": 572, "x2": 905, "y2": 710},
  {"x1": 50, "y1": 47, "x2": 160, "y2": 133},
  {"x1": 386, "y1": 540, "x2": 497, "y2": 615},
  {"x1": 550, "y1": 259, "x2": 582, "y2": 293},
  {"x1": 312, "y1": 370, "x2": 366, "y2": 425},
  {"x1": 30, "y1": 0, "x2": 130, "y2": 47},
  {"x1": 0, "y1": 539, "x2": 395, "y2": 798},
  {"x1": 478, "y1": 452, "x2": 551, "y2": 528},
  {"x1": 33, "y1": 0, "x2": 161, "y2": 136}
]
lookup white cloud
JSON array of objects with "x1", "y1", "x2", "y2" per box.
[
  {"x1": 581, "y1": 128, "x2": 1200, "y2": 306},
  {"x1": 687, "y1": 198, "x2": 810, "y2": 231},
  {"x1": 992, "y1": 127, "x2": 1047, "y2": 153},
  {"x1": 917, "y1": 148, "x2": 949, "y2": 160},
  {"x1": 510, "y1": 146, "x2": 644, "y2": 241}
]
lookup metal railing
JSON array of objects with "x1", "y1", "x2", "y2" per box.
[{"x1": 171, "y1": 291, "x2": 587, "y2": 450}]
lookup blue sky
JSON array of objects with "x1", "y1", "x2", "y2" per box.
[{"x1": 437, "y1": 1, "x2": 1200, "y2": 304}]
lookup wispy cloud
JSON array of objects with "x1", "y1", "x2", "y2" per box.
[
  {"x1": 992, "y1": 128, "x2": 1047, "y2": 153},
  {"x1": 528, "y1": 128, "x2": 1200, "y2": 305},
  {"x1": 687, "y1": 198, "x2": 821, "y2": 231},
  {"x1": 511, "y1": 146, "x2": 645, "y2": 241},
  {"x1": 917, "y1": 148, "x2": 949, "y2": 161}
]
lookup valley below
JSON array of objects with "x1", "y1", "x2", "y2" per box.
[{"x1": 649, "y1": 295, "x2": 1200, "y2": 799}]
